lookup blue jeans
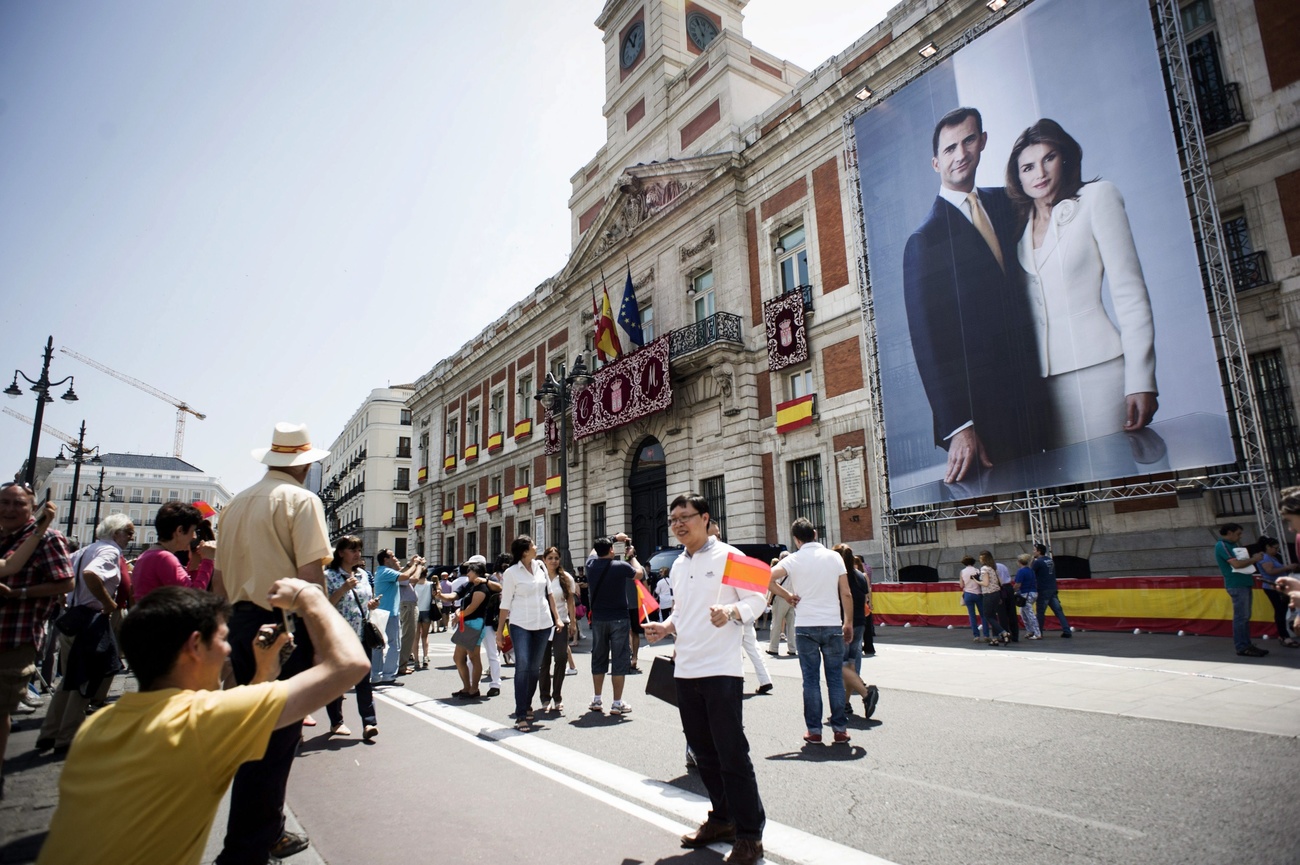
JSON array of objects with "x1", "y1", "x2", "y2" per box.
[
  {"x1": 845, "y1": 624, "x2": 865, "y2": 676},
  {"x1": 371, "y1": 612, "x2": 401, "y2": 681},
  {"x1": 1225, "y1": 586, "x2": 1253, "y2": 652},
  {"x1": 962, "y1": 591, "x2": 982, "y2": 636},
  {"x1": 796, "y1": 626, "x2": 848, "y2": 734},
  {"x1": 1035, "y1": 591, "x2": 1072, "y2": 634},
  {"x1": 510, "y1": 625, "x2": 552, "y2": 717}
]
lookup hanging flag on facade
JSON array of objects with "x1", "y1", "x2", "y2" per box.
[
  {"x1": 591, "y1": 288, "x2": 610, "y2": 362},
  {"x1": 617, "y1": 265, "x2": 644, "y2": 350},
  {"x1": 595, "y1": 284, "x2": 623, "y2": 360}
]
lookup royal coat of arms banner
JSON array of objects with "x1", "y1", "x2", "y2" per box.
[
  {"x1": 543, "y1": 408, "x2": 561, "y2": 455},
  {"x1": 573, "y1": 336, "x2": 672, "y2": 441},
  {"x1": 764, "y1": 291, "x2": 808, "y2": 372}
]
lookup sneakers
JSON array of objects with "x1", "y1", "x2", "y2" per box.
[
  {"x1": 680, "y1": 819, "x2": 737, "y2": 849},
  {"x1": 329, "y1": 724, "x2": 352, "y2": 736},
  {"x1": 725, "y1": 838, "x2": 764, "y2": 865},
  {"x1": 1027, "y1": 634, "x2": 1042, "y2": 640},
  {"x1": 270, "y1": 830, "x2": 310, "y2": 859},
  {"x1": 610, "y1": 700, "x2": 632, "y2": 715},
  {"x1": 19, "y1": 689, "x2": 42, "y2": 709},
  {"x1": 565, "y1": 667, "x2": 577, "y2": 676},
  {"x1": 486, "y1": 687, "x2": 501, "y2": 697},
  {"x1": 588, "y1": 696, "x2": 603, "y2": 712},
  {"x1": 363, "y1": 724, "x2": 379, "y2": 741},
  {"x1": 833, "y1": 730, "x2": 852, "y2": 744},
  {"x1": 1237, "y1": 645, "x2": 1269, "y2": 657},
  {"x1": 1061, "y1": 631, "x2": 1073, "y2": 638},
  {"x1": 865, "y1": 684, "x2": 880, "y2": 719},
  {"x1": 756, "y1": 683, "x2": 773, "y2": 695}
]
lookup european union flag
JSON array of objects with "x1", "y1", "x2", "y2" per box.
[{"x1": 617, "y1": 267, "x2": 644, "y2": 349}]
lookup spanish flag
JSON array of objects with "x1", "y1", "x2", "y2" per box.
[
  {"x1": 775, "y1": 394, "x2": 815, "y2": 434},
  {"x1": 722, "y1": 553, "x2": 771, "y2": 594},
  {"x1": 635, "y1": 579, "x2": 659, "y2": 623},
  {"x1": 594, "y1": 285, "x2": 623, "y2": 361}
]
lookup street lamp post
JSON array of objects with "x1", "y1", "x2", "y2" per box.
[
  {"x1": 535, "y1": 355, "x2": 592, "y2": 570},
  {"x1": 55, "y1": 421, "x2": 100, "y2": 543},
  {"x1": 83, "y1": 462, "x2": 117, "y2": 537},
  {"x1": 5, "y1": 336, "x2": 79, "y2": 487}
]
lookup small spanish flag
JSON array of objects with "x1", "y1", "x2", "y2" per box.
[
  {"x1": 775, "y1": 394, "x2": 815, "y2": 434},
  {"x1": 635, "y1": 579, "x2": 659, "y2": 623},
  {"x1": 722, "y1": 552, "x2": 771, "y2": 594},
  {"x1": 192, "y1": 500, "x2": 218, "y2": 521}
]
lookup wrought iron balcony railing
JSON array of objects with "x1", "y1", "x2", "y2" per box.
[
  {"x1": 1229, "y1": 251, "x2": 1270, "y2": 291},
  {"x1": 781, "y1": 284, "x2": 814, "y2": 311},
  {"x1": 668, "y1": 312, "x2": 743, "y2": 359},
  {"x1": 1196, "y1": 80, "x2": 1246, "y2": 136}
]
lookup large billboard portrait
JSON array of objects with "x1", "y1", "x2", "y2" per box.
[{"x1": 853, "y1": 0, "x2": 1235, "y2": 510}]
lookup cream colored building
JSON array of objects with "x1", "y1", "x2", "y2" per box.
[
  {"x1": 41, "y1": 454, "x2": 231, "y2": 550},
  {"x1": 321, "y1": 386, "x2": 415, "y2": 570},
  {"x1": 407, "y1": 0, "x2": 1300, "y2": 581}
]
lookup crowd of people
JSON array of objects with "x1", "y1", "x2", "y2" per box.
[{"x1": 2, "y1": 419, "x2": 1300, "y2": 865}]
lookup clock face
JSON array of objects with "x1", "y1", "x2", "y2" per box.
[
  {"x1": 685, "y1": 12, "x2": 719, "y2": 51},
  {"x1": 621, "y1": 22, "x2": 645, "y2": 70}
]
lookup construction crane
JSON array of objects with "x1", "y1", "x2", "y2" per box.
[
  {"x1": 60, "y1": 347, "x2": 206, "y2": 458},
  {"x1": 2, "y1": 407, "x2": 82, "y2": 449}
]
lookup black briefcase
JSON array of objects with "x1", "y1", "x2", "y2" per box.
[{"x1": 645, "y1": 655, "x2": 678, "y2": 706}]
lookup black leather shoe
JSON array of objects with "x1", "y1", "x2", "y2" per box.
[
  {"x1": 486, "y1": 687, "x2": 501, "y2": 697},
  {"x1": 681, "y1": 820, "x2": 736, "y2": 849}
]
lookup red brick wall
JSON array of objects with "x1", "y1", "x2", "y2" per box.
[
  {"x1": 680, "y1": 99, "x2": 721, "y2": 149},
  {"x1": 832, "y1": 430, "x2": 873, "y2": 542},
  {"x1": 1113, "y1": 495, "x2": 1178, "y2": 514},
  {"x1": 688, "y1": 63, "x2": 709, "y2": 86},
  {"x1": 812, "y1": 158, "x2": 849, "y2": 293},
  {"x1": 823, "y1": 336, "x2": 864, "y2": 398},
  {"x1": 533, "y1": 454, "x2": 548, "y2": 486},
  {"x1": 479, "y1": 476, "x2": 489, "y2": 503},
  {"x1": 760, "y1": 176, "x2": 807, "y2": 222},
  {"x1": 760, "y1": 100, "x2": 801, "y2": 137},
  {"x1": 504, "y1": 465, "x2": 515, "y2": 492},
  {"x1": 761, "y1": 452, "x2": 777, "y2": 541},
  {"x1": 579, "y1": 198, "x2": 605, "y2": 234},
  {"x1": 1257, "y1": 0, "x2": 1300, "y2": 89},
  {"x1": 626, "y1": 97, "x2": 646, "y2": 130},
  {"x1": 750, "y1": 56, "x2": 782, "y2": 79},
  {"x1": 841, "y1": 33, "x2": 892, "y2": 77},
  {"x1": 756, "y1": 370, "x2": 772, "y2": 420}
]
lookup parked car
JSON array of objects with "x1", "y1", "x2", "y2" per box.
[{"x1": 644, "y1": 542, "x2": 787, "y2": 578}]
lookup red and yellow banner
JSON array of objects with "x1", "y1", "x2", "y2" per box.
[
  {"x1": 722, "y1": 553, "x2": 771, "y2": 594},
  {"x1": 417, "y1": 466, "x2": 428, "y2": 483},
  {"x1": 513, "y1": 485, "x2": 530, "y2": 506},
  {"x1": 485, "y1": 494, "x2": 500, "y2": 513},
  {"x1": 461, "y1": 501, "x2": 476, "y2": 518},
  {"x1": 464, "y1": 444, "x2": 479, "y2": 463},
  {"x1": 413, "y1": 516, "x2": 424, "y2": 529},
  {"x1": 514, "y1": 418, "x2": 532, "y2": 440},
  {"x1": 487, "y1": 432, "x2": 504, "y2": 452},
  {"x1": 775, "y1": 394, "x2": 815, "y2": 434},
  {"x1": 872, "y1": 577, "x2": 1280, "y2": 638},
  {"x1": 441, "y1": 509, "x2": 454, "y2": 525},
  {"x1": 635, "y1": 579, "x2": 659, "y2": 622},
  {"x1": 545, "y1": 475, "x2": 562, "y2": 495},
  {"x1": 444, "y1": 455, "x2": 456, "y2": 471}
]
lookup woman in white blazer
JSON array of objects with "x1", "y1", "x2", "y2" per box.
[{"x1": 1006, "y1": 119, "x2": 1158, "y2": 448}]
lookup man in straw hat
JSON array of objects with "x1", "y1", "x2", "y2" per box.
[{"x1": 212, "y1": 422, "x2": 333, "y2": 864}]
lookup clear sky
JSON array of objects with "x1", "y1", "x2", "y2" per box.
[{"x1": 0, "y1": 0, "x2": 892, "y2": 496}]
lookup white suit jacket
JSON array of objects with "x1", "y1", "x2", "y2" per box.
[{"x1": 1017, "y1": 181, "x2": 1157, "y2": 395}]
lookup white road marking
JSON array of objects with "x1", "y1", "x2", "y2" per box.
[
  {"x1": 375, "y1": 687, "x2": 903, "y2": 865},
  {"x1": 870, "y1": 771, "x2": 1146, "y2": 839}
]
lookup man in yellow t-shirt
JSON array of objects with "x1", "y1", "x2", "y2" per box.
[{"x1": 37, "y1": 578, "x2": 370, "y2": 865}]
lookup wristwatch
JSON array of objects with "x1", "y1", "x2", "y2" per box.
[{"x1": 19, "y1": 587, "x2": 28, "y2": 600}]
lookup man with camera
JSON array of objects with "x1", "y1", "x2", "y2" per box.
[{"x1": 585, "y1": 532, "x2": 642, "y2": 715}]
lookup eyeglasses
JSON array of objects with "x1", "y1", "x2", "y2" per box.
[{"x1": 668, "y1": 512, "x2": 701, "y2": 526}]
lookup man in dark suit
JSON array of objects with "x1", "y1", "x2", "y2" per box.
[{"x1": 903, "y1": 107, "x2": 1041, "y2": 484}]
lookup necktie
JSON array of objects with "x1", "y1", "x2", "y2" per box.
[{"x1": 966, "y1": 192, "x2": 1004, "y2": 271}]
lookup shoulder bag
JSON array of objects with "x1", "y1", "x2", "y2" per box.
[{"x1": 352, "y1": 589, "x2": 385, "y2": 652}]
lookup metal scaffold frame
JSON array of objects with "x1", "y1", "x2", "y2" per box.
[{"x1": 841, "y1": 0, "x2": 1282, "y2": 570}]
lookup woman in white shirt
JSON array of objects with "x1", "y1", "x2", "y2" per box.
[
  {"x1": 1007, "y1": 118, "x2": 1157, "y2": 447},
  {"x1": 538, "y1": 546, "x2": 578, "y2": 712},
  {"x1": 498, "y1": 536, "x2": 562, "y2": 731},
  {"x1": 959, "y1": 556, "x2": 983, "y2": 641}
]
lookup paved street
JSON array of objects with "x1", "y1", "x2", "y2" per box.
[{"x1": 4, "y1": 623, "x2": 1299, "y2": 864}]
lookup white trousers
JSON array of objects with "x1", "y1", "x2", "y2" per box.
[{"x1": 742, "y1": 621, "x2": 772, "y2": 686}]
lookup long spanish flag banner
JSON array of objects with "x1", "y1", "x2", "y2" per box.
[
  {"x1": 775, "y1": 394, "x2": 814, "y2": 434},
  {"x1": 635, "y1": 579, "x2": 659, "y2": 623},
  {"x1": 722, "y1": 552, "x2": 770, "y2": 594}
]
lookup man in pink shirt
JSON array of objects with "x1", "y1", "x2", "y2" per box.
[{"x1": 132, "y1": 502, "x2": 204, "y2": 601}]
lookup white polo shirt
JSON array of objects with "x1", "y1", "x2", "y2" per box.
[
  {"x1": 780, "y1": 541, "x2": 847, "y2": 627},
  {"x1": 666, "y1": 538, "x2": 767, "y2": 679}
]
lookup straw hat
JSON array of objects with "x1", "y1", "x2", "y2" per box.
[{"x1": 252, "y1": 422, "x2": 330, "y2": 467}]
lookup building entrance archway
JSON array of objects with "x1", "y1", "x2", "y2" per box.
[{"x1": 629, "y1": 437, "x2": 668, "y2": 569}]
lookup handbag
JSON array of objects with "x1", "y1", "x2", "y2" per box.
[
  {"x1": 645, "y1": 655, "x2": 678, "y2": 706},
  {"x1": 54, "y1": 604, "x2": 96, "y2": 637},
  {"x1": 368, "y1": 608, "x2": 391, "y2": 651},
  {"x1": 1014, "y1": 594, "x2": 1028, "y2": 608},
  {"x1": 352, "y1": 589, "x2": 384, "y2": 652},
  {"x1": 451, "y1": 614, "x2": 486, "y2": 649}
]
